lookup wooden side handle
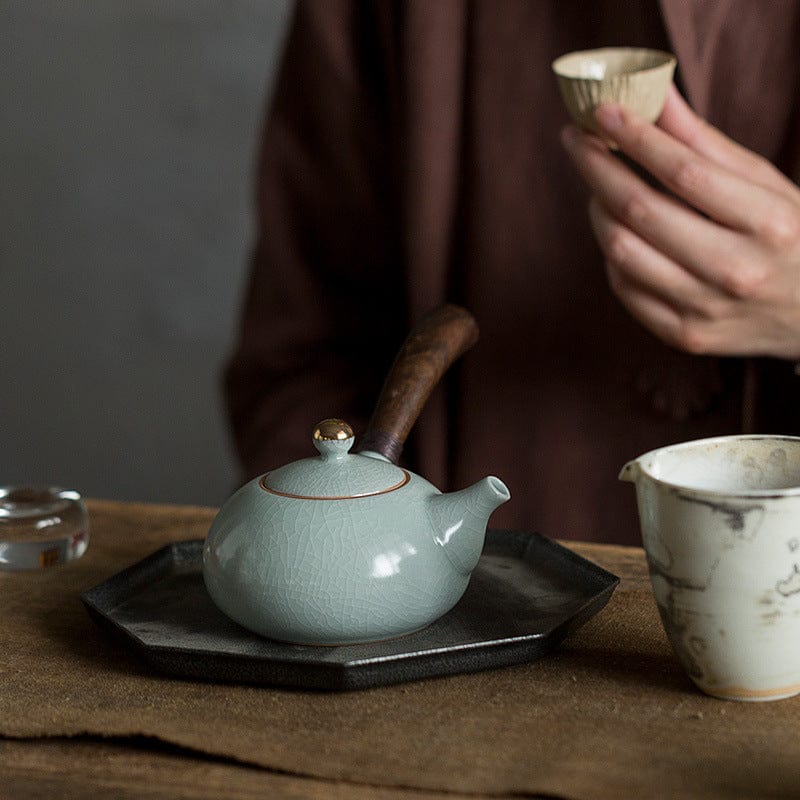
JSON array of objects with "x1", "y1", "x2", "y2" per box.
[{"x1": 358, "y1": 304, "x2": 479, "y2": 464}]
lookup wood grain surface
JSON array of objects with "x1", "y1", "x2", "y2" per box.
[{"x1": 358, "y1": 304, "x2": 479, "y2": 463}]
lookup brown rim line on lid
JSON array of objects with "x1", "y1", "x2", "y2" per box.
[{"x1": 258, "y1": 470, "x2": 411, "y2": 501}]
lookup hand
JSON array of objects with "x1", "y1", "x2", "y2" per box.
[{"x1": 560, "y1": 85, "x2": 800, "y2": 360}]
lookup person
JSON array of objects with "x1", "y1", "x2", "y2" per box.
[{"x1": 224, "y1": 1, "x2": 800, "y2": 545}]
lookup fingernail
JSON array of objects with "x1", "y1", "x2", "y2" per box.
[{"x1": 595, "y1": 104, "x2": 624, "y2": 132}]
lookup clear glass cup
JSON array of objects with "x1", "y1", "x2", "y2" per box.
[{"x1": 0, "y1": 487, "x2": 89, "y2": 570}]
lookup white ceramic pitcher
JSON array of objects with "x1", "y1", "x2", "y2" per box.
[{"x1": 620, "y1": 434, "x2": 800, "y2": 701}]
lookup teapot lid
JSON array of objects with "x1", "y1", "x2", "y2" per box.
[{"x1": 260, "y1": 419, "x2": 410, "y2": 500}]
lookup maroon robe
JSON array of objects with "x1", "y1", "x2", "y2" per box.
[{"x1": 225, "y1": 0, "x2": 800, "y2": 544}]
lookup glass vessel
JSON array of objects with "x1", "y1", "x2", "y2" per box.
[{"x1": 0, "y1": 487, "x2": 89, "y2": 570}]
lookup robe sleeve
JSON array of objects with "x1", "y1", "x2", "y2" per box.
[{"x1": 224, "y1": 1, "x2": 405, "y2": 478}]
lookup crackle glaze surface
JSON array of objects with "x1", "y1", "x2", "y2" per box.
[
  {"x1": 203, "y1": 462, "x2": 509, "y2": 645},
  {"x1": 622, "y1": 435, "x2": 800, "y2": 701}
]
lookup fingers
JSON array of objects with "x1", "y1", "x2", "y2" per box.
[
  {"x1": 655, "y1": 86, "x2": 782, "y2": 188},
  {"x1": 560, "y1": 124, "x2": 763, "y2": 295},
  {"x1": 593, "y1": 102, "x2": 789, "y2": 235},
  {"x1": 587, "y1": 196, "x2": 735, "y2": 353},
  {"x1": 560, "y1": 91, "x2": 800, "y2": 360},
  {"x1": 587, "y1": 197, "x2": 723, "y2": 317},
  {"x1": 587, "y1": 197, "x2": 759, "y2": 355},
  {"x1": 601, "y1": 265, "x2": 688, "y2": 350},
  {"x1": 587, "y1": 194, "x2": 800, "y2": 358}
]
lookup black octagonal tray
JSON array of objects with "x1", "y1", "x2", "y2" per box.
[{"x1": 81, "y1": 530, "x2": 618, "y2": 691}]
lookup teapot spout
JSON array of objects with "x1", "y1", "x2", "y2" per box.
[{"x1": 427, "y1": 477, "x2": 510, "y2": 575}]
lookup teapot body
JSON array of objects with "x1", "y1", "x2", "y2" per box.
[{"x1": 202, "y1": 473, "x2": 468, "y2": 645}]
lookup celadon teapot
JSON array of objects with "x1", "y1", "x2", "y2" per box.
[{"x1": 203, "y1": 306, "x2": 511, "y2": 645}]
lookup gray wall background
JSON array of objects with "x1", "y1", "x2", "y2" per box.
[{"x1": 1, "y1": 1, "x2": 294, "y2": 506}]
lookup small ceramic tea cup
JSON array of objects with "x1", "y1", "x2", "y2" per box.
[
  {"x1": 620, "y1": 435, "x2": 800, "y2": 701},
  {"x1": 552, "y1": 47, "x2": 676, "y2": 135}
]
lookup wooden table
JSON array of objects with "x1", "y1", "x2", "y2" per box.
[{"x1": 1, "y1": 501, "x2": 797, "y2": 800}]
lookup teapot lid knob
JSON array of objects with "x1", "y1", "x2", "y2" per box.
[
  {"x1": 312, "y1": 419, "x2": 355, "y2": 459},
  {"x1": 264, "y1": 419, "x2": 404, "y2": 495}
]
